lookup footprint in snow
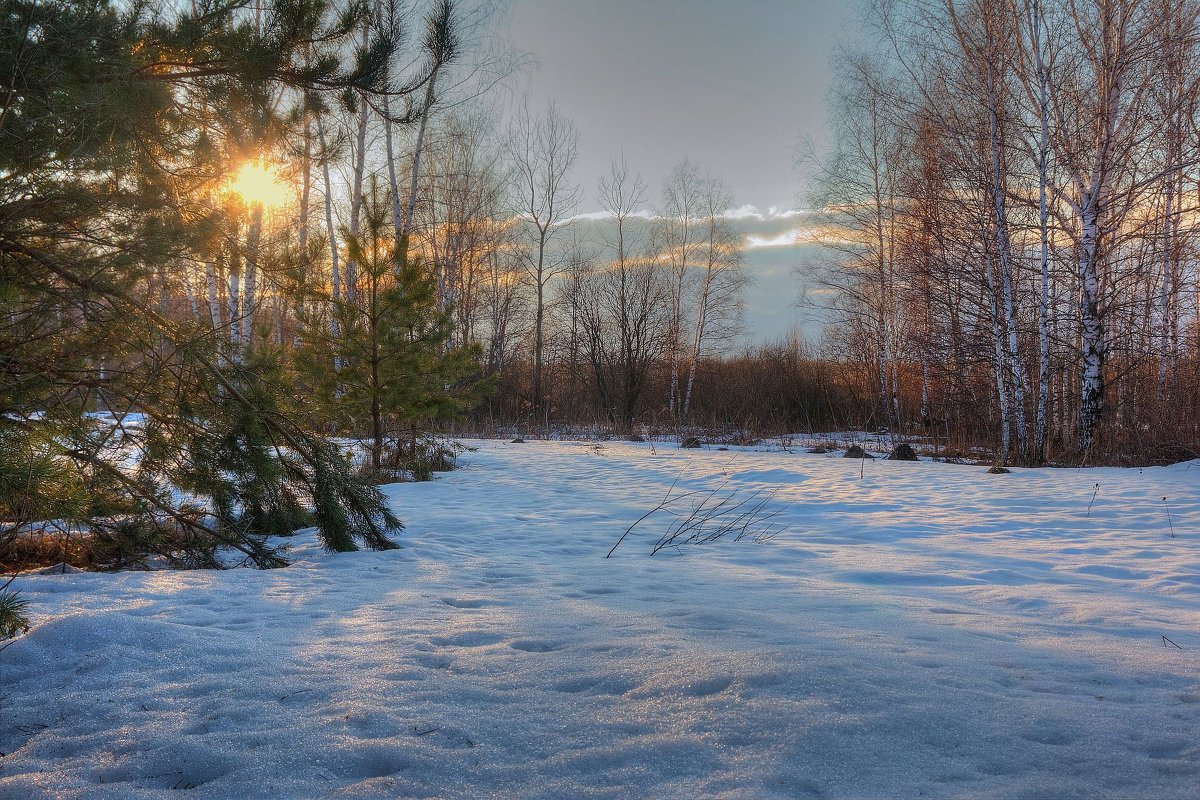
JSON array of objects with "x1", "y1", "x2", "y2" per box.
[
  {"x1": 549, "y1": 674, "x2": 605, "y2": 693},
  {"x1": 1020, "y1": 726, "x2": 1080, "y2": 746},
  {"x1": 412, "y1": 653, "x2": 453, "y2": 669},
  {"x1": 552, "y1": 676, "x2": 639, "y2": 695},
  {"x1": 685, "y1": 675, "x2": 734, "y2": 697},
  {"x1": 1136, "y1": 739, "x2": 1195, "y2": 760},
  {"x1": 429, "y1": 631, "x2": 504, "y2": 648},
  {"x1": 441, "y1": 597, "x2": 491, "y2": 609},
  {"x1": 509, "y1": 639, "x2": 566, "y2": 653}
]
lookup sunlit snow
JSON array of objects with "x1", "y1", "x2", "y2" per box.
[{"x1": 2, "y1": 440, "x2": 1198, "y2": 798}]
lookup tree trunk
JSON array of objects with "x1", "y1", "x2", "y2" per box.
[
  {"x1": 1033, "y1": 0, "x2": 1051, "y2": 462},
  {"x1": 985, "y1": 249, "x2": 1012, "y2": 461},
  {"x1": 683, "y1": 268, "x2": 713, "y2": 419},
  {"x1": 346, "y1": 101, "x2": 368, "y2": 303},
  {"x1": 1077, "y1": 195, "x2": 1105, "y2": 453},
  {"x1": 227, "y1": 232, "x2": 241, "y2": 351},
  {"x1": 381, "y1": 93, "x2": 405, "y2": 239},
  {"x1": 205, "y1": 260, "x2": 220, "y2": 330},
  {"x1": 316, "y1": 114, "x2": 341, "y2": 339},
  {"x1": 532, "y1": 228, "x2": 546, "y2": 411},
  {"x1": 399, "y1": 65, "x2": 440, "y2": 265},
  {"x1": 986, "y1": 61, "x2": 1027, "y2": 461},
  {"x1": 241, "y1": 204, "x2": 262, "y2": 345}
]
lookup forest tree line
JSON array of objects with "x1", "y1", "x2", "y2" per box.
[{"x1": 807, "y1": 0, "x2": 1200, "y2": 464}]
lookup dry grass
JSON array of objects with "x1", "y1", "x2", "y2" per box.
[{"x1": 1, "y1": 528, "x2": 97, "y2": 572}]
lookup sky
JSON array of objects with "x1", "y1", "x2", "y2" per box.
[{"x1": 502, "y1": 0, "x2": 857, "y2": 343}]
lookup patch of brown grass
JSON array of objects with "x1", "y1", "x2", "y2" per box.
[{"x1": 0, "y1": 528, "x2": 96, "y2": 572}]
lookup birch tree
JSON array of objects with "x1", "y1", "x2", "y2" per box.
[
  {"x1": 657, "y1": 158, "x2": 702, "y2": 419},
  {"x1": 507, "y1": 101, "x2": 581, "y2": 413},
  {"x1": 808, "y1": 54, "x2": 910, "y2": 431},
  {"x1": 682, "y1": 174, "x2": 748, "y2": 419}
]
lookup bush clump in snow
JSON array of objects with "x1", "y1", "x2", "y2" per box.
[
  {"x1": 887, "y1": 443, "x2": 919, "y2": 461},
  {"x1": 368, "y1": 437, "x2": 462, "y2": 483}
]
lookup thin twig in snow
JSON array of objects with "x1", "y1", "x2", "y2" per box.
[{"x1": 1162, "y1": 497, "x2": 1175, "y2": 538}]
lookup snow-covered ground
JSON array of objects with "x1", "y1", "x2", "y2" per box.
[{"x1": 2, "y1": 440, "x2": 1198, "y2": 799}]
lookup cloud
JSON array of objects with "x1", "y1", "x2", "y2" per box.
[
  {"x1": 561, "y1": 205, "x2": 814, "y2": 226},
  {"x1": 558, "y1": 208, "x2": 658, "y2": 225},
  {"x1": 560, "y1": 210, "x2": 616, "y2": 223},
  {"x1": 746, "y1": 230, "x2": 800, "y2": 248},
  {"x1": 557, "y1": 205, "x2": 837, "y2": 255},
  {"x1": 721, "y1": 205, "x2": 812, "y2": 221},
  {"x1": 745, "y1": 222, "x2": 848, "y2": 249}
]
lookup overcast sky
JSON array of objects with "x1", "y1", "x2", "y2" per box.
[{"x1": 501, "y1": 0, "x2": 855, "y2": 343}]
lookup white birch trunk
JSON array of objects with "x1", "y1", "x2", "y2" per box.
[
  {"x1": 986, "y1": 254, "x2": 1012, "y2": 460},
  {"x1": 293, "y1": 121, "x2": 312, "y2": 347},
  {"x1": 183, "y1": 271, "x2": 199, "y2": 320},
  {"x1": 1158, "y1": 178, "x2": 1174, "y2": 389},
  {"x1": 381, "y1": 93, "x2": 405, "y2": 239},
  {"x1": 1032, "y1": 0, "x2": 1052, "y2": 461},
  {"x1": 919, "y1": 358, "x2": 930, "y2": 426},
  {"x1": 316, "y1": 114, "x2": 341, "y2": 339},
  {"x1": 1077, "y1": 195, "x2": 1104, "y2": 453},
  {"x1": 346, "y1": 94, "x2": 369, "y2": 303},
  {"x1": 241, "y1": 204, "x2": 262, "y2": 345},
  {"x1": 205, "y1": 260, "x2": 219, "y2": 330},
  {"x1": 682, "y1": 271, "x2": 712, "y2": 419},
  {"x1": 400, "y1": 66, "x2": 440, "y2": 260},
  {"x1": 986, "y1": 63, "x2": 1027, "y2": 461},
  {"x1": 299, "y1": 123, "x2": 312, "y2": 255},
  {"x1": 227, "y1": 246, "x2": 241, "y2": 351}
]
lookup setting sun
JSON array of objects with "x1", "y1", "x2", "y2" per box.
[{"x1": 230, "y1": 160, "x2": 288, "y2": 208}]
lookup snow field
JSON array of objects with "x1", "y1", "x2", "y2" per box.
[{"x1": 1, "y1": 440, "x2": 1198, "y2": 798}]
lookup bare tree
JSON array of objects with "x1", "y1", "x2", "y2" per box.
[
  {"x1": 682, "y1": 173, "x2": 749, "y2": 419},
  {"x1": 1049, "y1": 0, "x2": 1159, "y2": 452},
  {"x1": 398, "y1": 0, "x2": 460, "y2": 260},
  {"x1": 507, "y1": 100, "x2": 581, "y2": 413},
  {"x1": 1014, "y1": 0, "x2": 1058, "y2": 461},
  {"x1": 568, "y1": 158, "x2": 666, "y2": 427},
  {"x1": 418, "y1": 109, "x2": 508, "y2": 346},
  {"x1": 806, "y1": 53, "x2": 910, "y2": 433},
  {"x1": 315, "y1": 110, "x2": 343, "y2": 338},
  {"x1": 657, "y1": 158, "x2": 702, "y2": 419},
  {"x1": 481, "y1": 234, "x2": 524, "y2": 375}
]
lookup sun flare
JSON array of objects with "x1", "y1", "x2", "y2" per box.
[{"x1": 230, "y1": 160, "x2": 288, "y2": 208}]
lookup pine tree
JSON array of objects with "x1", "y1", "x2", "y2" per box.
[
  {"x1": 298, "y1": 179, "x2": 486, "y2": 478},
  {"x1": 0, "y1": 1, "x2": 455, "y2": 566}
]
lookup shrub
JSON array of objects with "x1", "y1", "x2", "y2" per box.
[
  {"x1": 0, "y1": 583, "x2": 30, "y2": 640},
  {"x1": 887, "y1": 443, "x2": 919, "y2": 461},
  {"x1": 380, "y1": 437, "x2": 462, "y2": 482}
]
